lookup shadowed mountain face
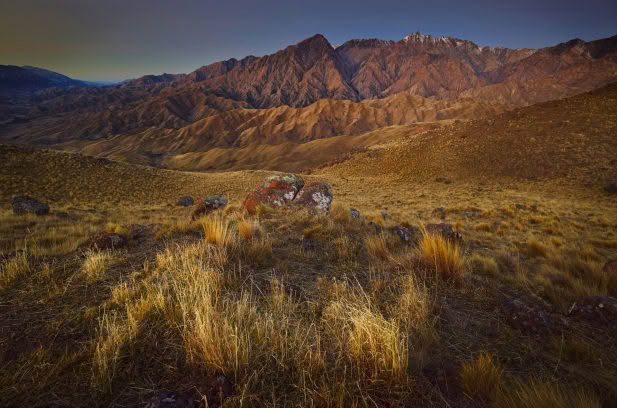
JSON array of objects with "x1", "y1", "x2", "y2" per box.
[
  {"x1": 0, "y1": 32, "x2": 616, "y2": 169},
  {"x1": 0, "y1": 65, "x2": 89, "y2": 103}
]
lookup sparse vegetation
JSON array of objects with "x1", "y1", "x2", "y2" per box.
[{"x1": 420, "y1": 228, "x2": 465, "y2": 280}]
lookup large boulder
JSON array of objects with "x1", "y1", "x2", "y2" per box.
[
  {"x1": 177, "y1": 196, "x2": 194, "y2": 207},
  {"x1": 191, "y1": 196, "x2": 228, "y2": 221},
  {"x1": 12, "y1": 195, "x2": 49, "y2": 216},
  {"x1": 88, "y1": 232, "x2": 127, "y2": 251},
  {"x1": 294, "y1": 182, "x2": 333, "y2": 213},
  {"x1": 242, "y1": 174, "x2": 304, "y2": 215}
]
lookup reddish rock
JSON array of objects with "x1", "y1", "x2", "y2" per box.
[
  {"x1": 88, "y1": 232, "x2": 127, "y2": 251},
  {"x1": 294, "y1": 182, "x2": 333, "y2": 213},
  {"x1": 242, "y1": 174, "x2": 304, "y2": 215},
  {"x1": 191, "y1": 196, "x2": 228, "y2": 221}
]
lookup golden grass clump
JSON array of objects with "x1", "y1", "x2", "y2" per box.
[
  {"x1": 237, "y1": 219, "x2": 262, "y2": 240},
  {"x1": 495, "y1": 379, "x2": 601, "y2": 408},
  {"x1": 200, "y1": 216, "x2": 235, "y2": 247},
  {"x1": 459, "y1": 352, "x2": 503, "y2": 400},
  {"x1": 527, "y1": 238, "x2": 549, "y2": 258},
  {"x1": 323, "y1": 288, "x2": 409, "y2": 380},
  {"x1": 471, "y1": 253, "x2": 499, "y2": 274},
  {"x1": 82, "y1": 250, "x2": 114, "y2": 281},
  {"x1": 365, "y1": 233, "x2": 392, "y2": 260},
  {"x1": 1, "y1": 250, "x2": 31, "y2": 289},
  {"x1": 420, "y1": 229, "x2": 465, "y2": 280}
]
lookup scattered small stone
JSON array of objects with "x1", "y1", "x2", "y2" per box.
[
  {"x1": 144, "y1": 391, "x2": 196, "y2": 408},
  {"x1": 350, "y1": 208, "x2": 361, "y2": 219},
  {"x1": 389, "y1": 225, "x2": 420, "y2": 245},
  {"x1": 294, "y1": 182, "x2": 333, "y2": 213},
  {"x1": 177, "y1": 196, "x2": 194, "y2": 207},
  {"x1": 381, "y1": 210, "x2": 392, "y2": 220},
  {"x1": 191, "y1": 195, "x2": 228, "y2": 220},
  {"x1": 432, "y1": 207, "x2": 446, "y2": 219},
  {"x1": 12, "y1": 195, "x2": 49, "y2": 216},
  {"x1": 515, "y1": 203, "x2": 526, "y2": 210},
  {"x1": 88, "y1": 232, "x2": 127, "y2": 251},
  {"x1": 603, "y1": 183, "x2": 617, "y2": 194}
]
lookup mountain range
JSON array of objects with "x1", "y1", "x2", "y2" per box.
[{"x1": 1, "y1": 32, "x2": 616, "y2": 171}]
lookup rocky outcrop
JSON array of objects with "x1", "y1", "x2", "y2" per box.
[
  {"x1": 191, "y1": 196, "x2": 228, "y2": 220},
  {"x1": 88, "y1": 232, "x2": 127, "y2": 251},
  {"x1": 242, "y1": 174, "x2": 304, "y2": 215},
  {"x1": 12, "y1": 195, "x2": 49, "y2": 216},
  {"x1": 294, "y1": 183, "x2": 333, "y2": 213},
  {"x1": 177, "y1": 196, "x2": 194, "y2": 207}
]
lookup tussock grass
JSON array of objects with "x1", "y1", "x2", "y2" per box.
[
  {"x1": 527, "y1": 238, "x2": 549, "y2": 258},
  {"x1": 471, "y1": 253, "x2": 499, "y2": 274},
  {"x1": 82, "y1": 250, "x2": 114, "y2": 282},
  {"x1": 459, "y1": 352, "x2": 503, "y2": 400},
  {"x1": 420, "y1": 228, "x2": 465, "y2": 280},
  {"x1": 237, "y1": 218, "x2": 261, "y2": 240},
  {"x1": 1, "y1": 250, "x2": 31, "y2": 289},
  {"x1": 495, "y1": 379, "x2": 601, "y2": 408},
  {"x1": 365, "y1": 233, "x2": 393, "y2": 260},
  {"x1": 199, "y1": 216, "x2": 235, "y2": 247}
]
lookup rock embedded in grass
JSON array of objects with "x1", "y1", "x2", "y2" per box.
[
  {"x1": 425, "y1": 223, "x2": 463, "y2": 243},
  {"x1": 88, "y1": 232, "x2": 127, "y2": 250},
  {"x1": 389, "y1": 225, "x2": 420, "y2": 245},
  {"x1": 176, "y1": 195, "x2": 194, "y2": 207},
  {"x1": 191, "y1": 195, "x2": 228, "y2": 220},
  {"x1": 242, "y1": 174, "x2": 304, "y2": 214},
  {"x1": 350, "y1": 208, "x2": 361, "y2": 219},
  {"x1": 12, "y1": 195, "x2": 49, "y2": 216},
  {"x1": 294, "y1": 182, "x2": 333, "y2": 213}
]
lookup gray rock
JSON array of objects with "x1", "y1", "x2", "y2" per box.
[
  {"x1": 191, "y1": 195, "x2": 228, "y2": 220},
  {"x1": 145, "y1": 392, "x2": 195, "y2": 408},
  {"x1": 425, "y1": 223, "x2": 463, "y2": 243},
  {"x1": 12, "y1": 195, "x2": 49, "y2": 216},
  {"x1": 350, "y1": 208, "x2": 361, "y2": 220},
  {"x1": 177, "y1": 196, "x2": 194, "y2": 207},
  {"x1": 389, "y1": 225, "x2": 420, "y2": 245}
]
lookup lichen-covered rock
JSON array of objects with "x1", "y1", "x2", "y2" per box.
[
  {"x1": 177, "y1": 196, "x2": 194, "y2": 207},
  {"x1": 242, "y1": 174, "x2": 304, "y2": 215},
  {"x1": 12, "y1": 195, "x2": 49, "y2": 216},
  {"x1": 294, "y1": 182, "x2": 333, "y2": 213},
  {"x1": 88, "y1": 232, "x2": 127, "y2": 251},
  {"x1": 425, "y1": 223, "x2": 463, "y2": 243},
  {"x1": 191, "y1": 196, "x2": 228, "y2": 220}
]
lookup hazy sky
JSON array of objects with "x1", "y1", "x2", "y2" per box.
[{"x1": 1, "y1": 0, "x2": 616, "y2": 81}]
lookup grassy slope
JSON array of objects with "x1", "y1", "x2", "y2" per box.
[{"x1": 1, "y1": 85, "x2": 617, "y2": 407}]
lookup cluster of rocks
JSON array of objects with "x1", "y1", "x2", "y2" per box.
[{"x1": 242, "y1": 174, "x2": 333, "y2": 215}]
